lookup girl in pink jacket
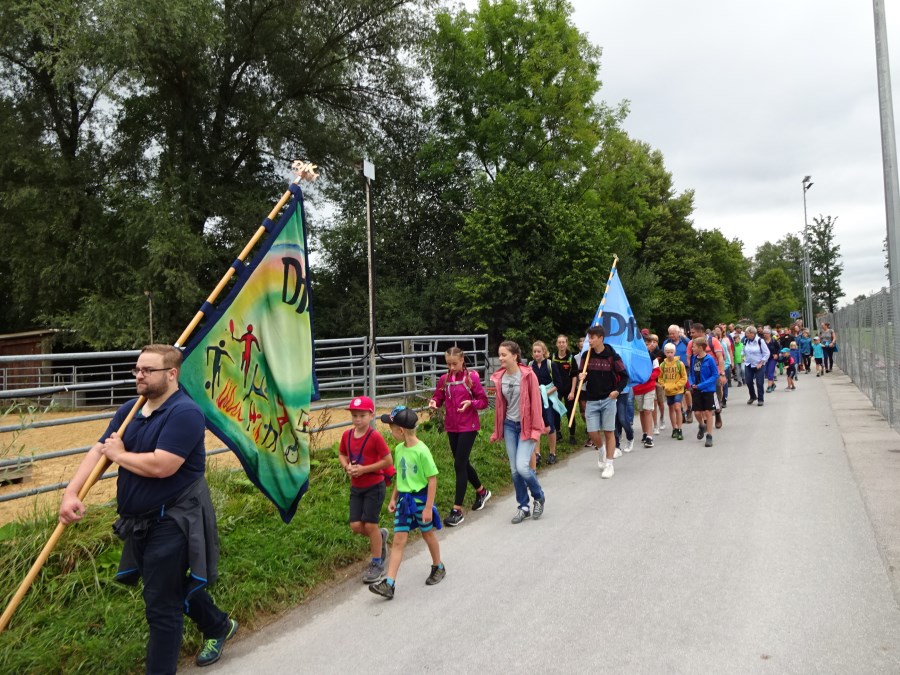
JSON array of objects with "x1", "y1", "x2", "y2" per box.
[
  {"x1": 490, "y1": 341, "x2": 546, "y2": 524},
  {"x1": 429, "y1": 347, "x2": 492, "y2": 527}
]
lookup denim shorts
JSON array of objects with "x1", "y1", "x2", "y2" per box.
[
  {"x1": 666, "y1": 394, "x2": 683, "y2": 406},
  {"x1": 585, "y1": 397, "x2": 617, "y2": 432}
]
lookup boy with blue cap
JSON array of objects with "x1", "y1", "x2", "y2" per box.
[{"x1": 369, "y1": 406, "x2": 446, "y2": 600}]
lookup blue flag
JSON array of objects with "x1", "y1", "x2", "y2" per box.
[{"x1": 581, "y1": 267, "x2": 653, "y2": 385}]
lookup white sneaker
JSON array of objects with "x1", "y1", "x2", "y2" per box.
[
  {"x1": 653, "y1": 425, "x2": 660, "y2": 435},
  {"x1": 623, "y1": 438, "x2": 634, "y2": 453},
  {"x1": 659, "y1": 420, "x2": 666, "y2": 431},
  {"x1": 597, "y1": 452, "x2": 605, "y2": 469},
  {"x1": 601, "y1": 462, "x2": 615, "y2": 479},
  {"x1": 613, "y1": 447, "x2": 622, "y2": 458}
]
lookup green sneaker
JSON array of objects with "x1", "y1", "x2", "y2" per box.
[{"x1": 196, "y1": 618, "x2": 238, "y2": 667}]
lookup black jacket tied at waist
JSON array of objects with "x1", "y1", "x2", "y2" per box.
[{"x1": 112, "y1": 477, "x2": 220, "y2": 604}]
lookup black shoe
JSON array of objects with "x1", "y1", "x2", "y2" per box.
[
  {"x1": 721, "y1": 400, "x2": 727, "y2": 408},
  {"x1": 643, "y1": 436, "x2": 654, "y2": 448},
  {"x1": 196, "y1": 619, "x2": 239, "y2": 667},
  {"x1": 445, "y1": 509, "x2": 464, "y2": 527},
  {"x1": 757, "y1": 401, "x2": 764, "y2": 406},
  {"x1": 548, "y1": 453, "x2": 557, "y2": 465},
  {"x1": 472, "y1": 489, "x2": 492, "y2": 511},
  {"x1": 747, "y1": 398, "x2": 756, "y2": 405},
  {"x1": 676, "y1": 429, "x2": 684, "y2": 440},
  {"x1": 556, "y1": 431, "x2": 563, "y2": 442},
  {"x1": 426, "y1": 564, "x2": 446, "y2": 585},
  {"x1": 369, "y1": 579, "x2": 395, "y2": 599},
  {"x1": 569, "y1": 436, "x2": 578, "y2": 446},
  {"x1": 737, "y1": 382, "x2": 743, "y2": 387},
  {"x1": 715, "y1": 412, "x2": 722, "y2": 429},
  {"x1": 705, "y1": 434, "x2": 713, "y2": 447},
  {"x1": 535, "y1": 453, "x2": 542, "y2": 467},
  {"x1": 697, "y1": 423, "x2": 706, "y2": 440}
]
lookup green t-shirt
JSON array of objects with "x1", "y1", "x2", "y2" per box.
[{"x1": 393, "y1": 439, "x2": 439, "y2": 494}]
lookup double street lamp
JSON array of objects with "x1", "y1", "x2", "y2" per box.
[{"x1": 801, "y1": 176, "x2": 815, "y2": 329}]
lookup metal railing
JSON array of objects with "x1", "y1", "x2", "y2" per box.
[
  {"x1": 827, "y1": 286, "x2": 900, "y2": 430},
  {"x1": 0, "y1": 334, "x2": 489, "y2": 502}
]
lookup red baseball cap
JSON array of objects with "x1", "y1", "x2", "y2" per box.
[
  {"x1": 641, "y1": 328, "x2": 650, "y2": 337},
  {"x1": 346, "y1": 396, "x2": 375, "y2": 412}
]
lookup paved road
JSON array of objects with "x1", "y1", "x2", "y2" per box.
[{"x1": 195, "y1": 372, "x2": 900, "y2": 674}]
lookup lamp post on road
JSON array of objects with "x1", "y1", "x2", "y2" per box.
[{"x1": 802, "y1": 176, "x2": 815, "y2": 329}]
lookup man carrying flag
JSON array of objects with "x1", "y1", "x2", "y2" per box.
[{"x1": 59, "y1": 345, "x2": 237, "y2": 672}]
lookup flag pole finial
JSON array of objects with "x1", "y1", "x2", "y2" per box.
[{"x1": 291, "y1": 160, "x2": 319, "y2": 182}]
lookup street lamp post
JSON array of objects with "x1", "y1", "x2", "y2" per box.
[
  {"x1": 361, "y1": 160, "x2": 377, "y2": 410},
  {"x1": 802, "y1": 177, "x2": 815, "y2": 330}
]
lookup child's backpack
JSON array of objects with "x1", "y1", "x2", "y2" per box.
[{"x1": 443, "y1": 370, "x2": 474, "y2": 399}]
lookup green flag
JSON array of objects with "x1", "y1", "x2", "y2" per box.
[{"x1": 181, "y1": 184, "x2": 318, "y2": 522}]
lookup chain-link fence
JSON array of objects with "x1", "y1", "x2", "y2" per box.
[{"x1": 826, "y1": 285, "x2": 900, "y2": 430}]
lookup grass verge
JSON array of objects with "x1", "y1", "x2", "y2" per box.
[{"x1": 0, "y1": 411, "x2": 587, "y2": 673}]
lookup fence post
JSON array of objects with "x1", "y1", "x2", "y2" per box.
[{"x1": 402, "y1": 339, "x2": 414, "y2": 400}]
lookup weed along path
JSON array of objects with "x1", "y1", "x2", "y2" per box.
[{"x1": 195, "y1": 372, "x2": 900, "y2": 674}]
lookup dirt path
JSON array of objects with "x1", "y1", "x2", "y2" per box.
[{"x1": 0, "y1": 405, "x2": 387, "y2": 525}]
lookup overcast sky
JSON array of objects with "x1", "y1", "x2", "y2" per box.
[{"x1": 569, "y1": 0, "x2": 899, "y2": 304}]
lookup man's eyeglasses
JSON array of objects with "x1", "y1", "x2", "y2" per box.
[{"x1": 131, "y1": 367, "x2": 171, "y2": 377}]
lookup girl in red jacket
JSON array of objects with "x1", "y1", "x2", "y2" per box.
[
  {"x1": 490, "y1": 341, "x2": 546, "y2": 524},
  {"x1": 429, "y1": 347, "x2": 492, "y2": 527}
]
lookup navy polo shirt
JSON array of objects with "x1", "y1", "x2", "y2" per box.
[{"x1": 100, "y1": 389, "x2": 206, "y2": 516}]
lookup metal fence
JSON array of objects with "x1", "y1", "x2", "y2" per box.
[
  {"x1": 827, "y1": 286, "x2": 900, "y2": 430},
  {"x1": 0, "y1": 334, "x2": 489, "y2": 502}
]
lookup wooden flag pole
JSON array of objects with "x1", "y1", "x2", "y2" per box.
[
  {"x1": 0, "y1": 162, "x2": 319, "y2": 633},
  {"x1": 569, "y1": 255, "x2": 619, "y2": 428}
]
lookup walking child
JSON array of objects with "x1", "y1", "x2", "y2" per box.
[
  {"x1": 788, "y1": 342, "x2": 801, "y2": 390},
  {"x1": 578, "y1": 326, "x2": 630, "y2": 478},
  {"x1": 491, "y1": 341, "x2": 547, "y2": 522},
  {"x1": 551, "y1": 335, "x2": 580, "y2": 446},
  {"x1": 689, "y1": 337, "x2": 719, "y2": 447},
  {"x1": 658, "y1": 343, "x2": 687, "y2": 440},
  {"x1": 798, "y1": 329, "x2": 813, "y2": 374},
  {"x1": 428, "y1": 347, "x2": 492, "y2": 527},
  {"x1": 369, "y1": 406, "x2": 445, "y2": 600},
  {"x1": 338, "y1": 396, "x2": 393, "y2": 584},
  {"x1": 812, "y1": 336, "x2": 825, "y2": 376},
  {"x1": 530, "y1": 340, "x2": 560, "y2": 465}
]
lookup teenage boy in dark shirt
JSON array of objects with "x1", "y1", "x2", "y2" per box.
[{"x1": 578, "y1": 326, "x2": 629, "y2": 479}]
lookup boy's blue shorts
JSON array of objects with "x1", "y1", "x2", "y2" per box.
[
  {"x1": 394, "y1": 494, "x2": 436, "y2": 533},
  {"x1": 666, "y1": 394, "x2": 683, "y2": 406}
]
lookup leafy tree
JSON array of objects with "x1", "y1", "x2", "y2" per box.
[
  {"x1": 454, "y1": 167, "x2": 607, "y2": 344},
  {"x1": 751, "y1": 234, "x2": 804, "y2": 306},
  {"x1": 313, "y1": 111, "x2": 471, "y2": 338},
  {"x1": 427, "y1": 0, "x2": 604, "y2": 180},
  {"x1": 751, "y1": 268, "x2": 799, "y2": 326},
  {"x1": 807, "y1": 214, "x2": 844, "y2": 312},
  {"x1": 0, "y1": 0, "x2": 426, "y2": 347},
  {"x1": 698, "y1": 229, "x2": 752, "y2": 320}
]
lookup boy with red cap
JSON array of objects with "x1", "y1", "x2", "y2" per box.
[{"x1": 338, "y1": 396, "x2": 393, "y2": 584}]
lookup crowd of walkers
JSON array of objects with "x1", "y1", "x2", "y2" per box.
[{"x1": 353, "y1": 319, "x2": 838, "y2": 599}]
